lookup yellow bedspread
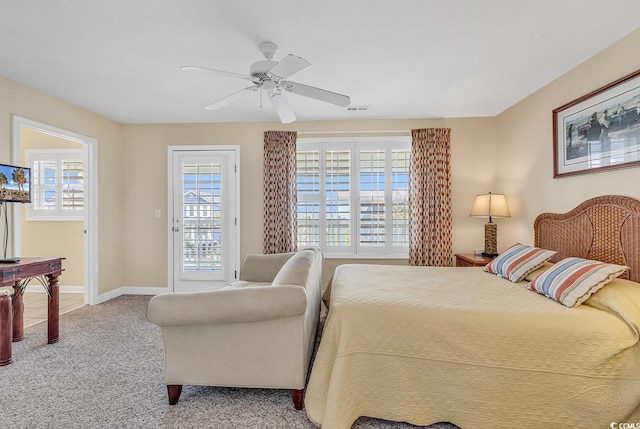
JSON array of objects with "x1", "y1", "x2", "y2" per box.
[{"x1": 305, "y1": 264, "x2": 640, "y2": 429}]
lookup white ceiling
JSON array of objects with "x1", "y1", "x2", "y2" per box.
[{"x1": 1, "y1": 0, "x2": 639, "y2": 124}]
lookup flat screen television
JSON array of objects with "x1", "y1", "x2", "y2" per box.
[{"x1": 0, "y1": 163, "x2": 31, "y2": 203}]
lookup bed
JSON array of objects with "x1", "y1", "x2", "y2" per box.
[{"x1": 305, "y1": 195, "x2": 640, "y2": 429}]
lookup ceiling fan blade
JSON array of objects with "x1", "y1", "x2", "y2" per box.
[
  {"x1": 284, "y1": 81, "x2": 351, "y2": 107},
  {"x1": 269, "y1": 93, "x2": 296, "y2": 123},
  {"x1": 204, "y1": 86, "x2": 255, "y2": 110},
  {"x1": 267, "y1": 54, "x2": 311, "y2": 79},
  {"x1": 181, "y1": 65, "x2": 254, "y2": 81}
]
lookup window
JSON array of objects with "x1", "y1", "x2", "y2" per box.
[
  {"x1": 297, "y1": 137, "x2": 410, "y2": 257},
  {"x1": 26, "y1": 149, "x2": 85, "y2": 220}
]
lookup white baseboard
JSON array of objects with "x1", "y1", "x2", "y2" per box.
[
  {"x1": 94, "y1": 286, "x2": 170, "y2": 305},
  {"x1": 24, "y1": 284, "x2": 170, "y2": 305},
  {"x1": 25, "y1": 285, "x2": 84, "y2": 294}
]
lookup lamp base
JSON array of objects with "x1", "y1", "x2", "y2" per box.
[
  {"x1": 483, "y1": 222, "x2": 498, "y2": 257},
  {"x1": 481, "y1": 252, "x2": 498, "y2": 258}
]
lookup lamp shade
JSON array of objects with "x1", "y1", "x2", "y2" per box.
[
  {"x1": 469, "y1": 192, "x2": 511, "y2": 220},
  {"x1": 469, "y1": 192, "x2": 510, "y2": 257}
]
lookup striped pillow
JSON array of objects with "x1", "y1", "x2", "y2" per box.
[
  {"x1": 528, "y1": 257, "x2": 629, "y2": 307},
  {"x1": 484, "y1": 244, "x2": 556, "y2": 283}
]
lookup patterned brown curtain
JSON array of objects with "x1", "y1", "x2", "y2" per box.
[
  {"x1": 409, "y1": 128, "x2": 452, "y2": 266},
  {"x1": 263, "y1": 131, "x2": 298, "y2": 254}
]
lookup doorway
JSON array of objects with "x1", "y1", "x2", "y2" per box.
[
  {"x1": 11, "y1": 116, "x2": 98, "y2": 305},
  {"x1": 168, "y1": 146, "x2": 240, "y2": 292}
]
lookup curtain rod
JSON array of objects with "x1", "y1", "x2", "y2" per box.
[{"x1": 296, "y1": 130, "x2": 410, "y2": 135}]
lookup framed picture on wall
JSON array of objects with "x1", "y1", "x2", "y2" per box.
[{"x1": 553, "y1": 69, "x2": 640, "y2": 178}]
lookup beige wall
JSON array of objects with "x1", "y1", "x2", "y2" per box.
[
  {"x1": 19, "y1": 128, "x2": 84, "y2": 286},
  {"x1": 0, "y1": 76, "x2": 124, "y2": 295},
  {"x1": 496, "y1": 28, "x2": 640, "y2": 249},
  {"x1": 121, "y1": 118, "x2": 498, "y2": 288}
]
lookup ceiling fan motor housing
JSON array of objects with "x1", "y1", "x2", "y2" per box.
[{"x1": 250, "y1": 60, "x2": 277, "y2": 81}]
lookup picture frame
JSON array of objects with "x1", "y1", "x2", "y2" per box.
[{"x1": 553, "y1": 69, "x2": 640, "y2": 178}]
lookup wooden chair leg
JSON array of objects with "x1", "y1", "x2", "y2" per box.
[
  {"x1": 291, "y1": 389, "x2": 303, "y2": 410},
  {"x1": 167, "y1": 384, "x2": 183, "y2": 405}
]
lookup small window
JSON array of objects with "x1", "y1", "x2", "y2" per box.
[{"x1": 26, "y1": 149, "x2": 85, "y2": 220}]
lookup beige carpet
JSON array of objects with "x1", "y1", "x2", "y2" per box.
[{"x1": 0, "y1": 295, "x2": 459, "y2": 429}]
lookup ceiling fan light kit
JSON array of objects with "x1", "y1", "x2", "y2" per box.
[{"x1": 182, "y1": 42, "x2": 351, "y2": 123}]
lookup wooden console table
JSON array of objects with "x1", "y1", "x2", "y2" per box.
[{"x1": 1, "y1": 257, "x2": 64, "y2": 346}]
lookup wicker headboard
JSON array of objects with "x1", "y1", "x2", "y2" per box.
[{"x1": 534, "y1": 195, "x2": 640, "y2": 283}]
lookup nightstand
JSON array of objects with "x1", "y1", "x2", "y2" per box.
[{"x1": 454, "y1": 253, "x2": 494, "y2": 267}]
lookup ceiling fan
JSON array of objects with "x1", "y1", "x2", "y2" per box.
[{"x1": 181, "y1": 42, "x2": 351, "y2": 123}]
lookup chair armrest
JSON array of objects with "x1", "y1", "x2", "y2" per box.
[
  {"x1": 147, "y1": 285, "x2": 307, "y2": 327},
  {"x1": 239, "y1": 252, "x2": 295, "y2": 282}
]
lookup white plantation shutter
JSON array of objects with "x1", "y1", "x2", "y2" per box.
[
  {"x1": 359, "y1": 149, "x2": 385, "y2": 247},
  {"x1": 391, "y1": 149, "x2": 410, "y2": 246},
  {"x1": 297, "y1": 137, "x2": 410, "y2": 257},
  {"x1": 61, "y1": 159, "x2": 84, "y2": 211},
  {"x1": 325, "y1": 149, "x2": 353, "y2": 252},
  {"x1": 296, "y1": 150, "x2": 321, "y2": 246}
]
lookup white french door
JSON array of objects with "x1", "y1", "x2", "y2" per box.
[{"x1": 168, "y1": 147, "x2": 239, "y2": 292}]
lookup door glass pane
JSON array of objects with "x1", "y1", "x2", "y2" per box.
[{"x1": 182, "y1": 162, "x2": 222, "y2": 272}]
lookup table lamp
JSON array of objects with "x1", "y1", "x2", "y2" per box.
[{"x1": 469, "y1": 192, "x2": 511, "y2": 257}]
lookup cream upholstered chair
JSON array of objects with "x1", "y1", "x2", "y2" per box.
[{"x1": 147, "y1": 247, "x2": 323, "y2": 409}]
